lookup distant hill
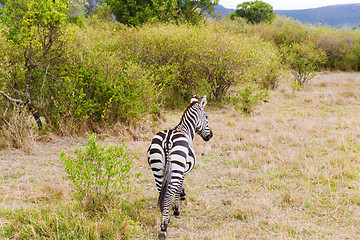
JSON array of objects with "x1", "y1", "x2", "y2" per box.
[
  {"x1": 213, "y1": 3, "x2": 360, "y2": 28},
  {"x1": 213, "y1": 5, "x2": 235, "y2": 17},
  {"x1": 275, "y1": 4, "x2": 360, "y2": 28}
]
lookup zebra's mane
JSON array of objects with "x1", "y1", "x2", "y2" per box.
[{"x1": 179, "y1": 97, "x2": 200, "y2": 124}]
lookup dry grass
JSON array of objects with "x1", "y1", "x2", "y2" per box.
[
  {"x1": 0, "y1": 105, "x2": 38, "y2": 151},
  {"x1": 0, "y1": 135, "x2": 74, "y2": 210},
  {"x1": 2, "y1": 72, "x2": 360, "y2": 239}
]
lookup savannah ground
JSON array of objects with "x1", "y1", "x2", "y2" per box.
[{"x1": 1, "y1": 72, "x2": 360, "y2": 239}]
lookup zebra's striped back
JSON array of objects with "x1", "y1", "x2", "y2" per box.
[
  {"x1": 148, "y1": 129, "x2": 196, "y2": 192},
  {"x1": 147, "y1": 95, "x2": 213, "y2": 237}
]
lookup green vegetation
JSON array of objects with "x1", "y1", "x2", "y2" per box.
[
  {"x1": 230, "y1": 82, "x2": 268, "y2": 115},
  {"x1": 231, "y1": 0, "x2": 275, "y2": 24},
  {"x1": 127, "y1": 23, "x2": 280, "y2": 103},
  {"x1": 1, "y1": 201, "x2": 146, "y2": 239},
  {"x1": 248, "y1": 17, "x2": 360, "y2": 71},
  {"x1": 0, "y1": 0, "x2": 69, "y2": 130},
  {"x1": 60, "y1": 134, "x2": 135, "y2": 213},
  {"x1": 105, "y1": 0, "x2": 218, "y2": 26},
  {"x1": 281, "y1": 42, "x2": 327, "y2": 89}
]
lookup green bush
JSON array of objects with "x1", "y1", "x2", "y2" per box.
[
  {"x1": 1, "y1": 14, "x2": 293, "y2": 135},
  {"x1": 60, "y1": 134, "x2": 135, "y2": 213},
  {"x1": 251, "y1": 17, "x2": 310, "y2": 46},
  {"x1": 209, "y1": 20, "x2": 287, "y2": 90},
  {"x1": 0, "y1": 15, "x2": 162, "y2": 135},
  {"x1": 230, "y1": 82, "x2": 268, "y2": 115},
  {"x1": 342, "y1": 40, "x2": 360, "y2": 71},
  {"x1": 245, "y1": 36, "x2": 284, "y2": 90},
  {"x1": 125, "y1": 23, "x2": 283, "y2": 104},
  {"x1": 43, "y1": 22, "x2": 161, "y2": 133},
  {"x1": 312, "y1": 27, "x2": 360, "y2": 70},
  {"x1": 281, "y1": 42, "x2": 327, "y2": 88},
  {"x1": 246, "y1": 17, "x2": 360, "y2": 71}
]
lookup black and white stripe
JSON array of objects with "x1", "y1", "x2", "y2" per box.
[{"x1": 147, "y1": 95, "x2": 213, "y2": 238}]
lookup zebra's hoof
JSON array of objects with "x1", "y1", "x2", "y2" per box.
[
  {"x1": 158, "y1": 230, "x2": 167, "y2": 240},
  {"x1": 174, "y1": 210, "x2": 181, "y2": 218}
]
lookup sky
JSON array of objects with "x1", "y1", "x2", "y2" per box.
[{"x1": 218, "y1": 0, "x2": 360, "y2": 10}]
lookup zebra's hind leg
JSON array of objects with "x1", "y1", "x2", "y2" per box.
[
  {"x1": 180, "y1": 187, "x2": 186, "y2": 201},
  {"x1": 159, "y1": 191, "x2": 173, "y2": 239},
  {"x1": 158, "y1": 222, "x2": 168, "y2": 240},
  {"x1": 173, "y1": 191, "x2": 181, "y2": 218},
  {"x1": 173, "y1": 180, "x2": 184, "y2": 218},
  {"x1": 172, "y1": 187, "x2": 186, "y2": 219},
  {"x1": 159, "y1": 211, "x2": 170, "y2": 239}
]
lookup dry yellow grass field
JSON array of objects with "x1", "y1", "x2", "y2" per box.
[{"x1": 1, "y1": 72, "x2": 360, "y2": 239}]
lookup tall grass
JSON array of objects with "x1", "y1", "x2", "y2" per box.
[{"x1": 1, "y1": 200, "x2": 155, "y2": 239}]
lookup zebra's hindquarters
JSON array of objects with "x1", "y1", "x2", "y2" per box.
[
  {"x1": 147, "y1": 130, "x2": 167, "y2": 192},
  {"x1": 148, "y1": 130, "x2": 192, "y2": 236}
]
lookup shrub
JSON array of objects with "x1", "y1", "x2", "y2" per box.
[
  {"x1": 312, "y1": 27, "x2": 355, "y2": 70},
  {"x1": 0, "y1": 16, "x2": 287, "y2": 136},
  {"x1": 60, "y1": 134, "x2": 135, "y2": 213},
  {"x1": 126, "y1": 23, "x2": 284, "y2": 104},
  {"x1": 251, "y1": 17, "x2": 310, "y2": 46},
  {"x1": 207, "y1": 20, "x2": 287, "y2": 90},
  {"x1": 230, "y1": 82, "x2": 268, "y2": 115},
  {"x1": 281, "y1": 42, "x2": 327, "y2": 88},
  {"x1": 43, "y1": 22, "x2": 161, "y2": 133},
  {"x1": 245, "y1": 37, "x2": 284, "y2": 90},
  {"x1": 247, "y1": 17, "x2": 360, "y2": 71},
  {"x1": 342, "y1": 40, "x2": 360, "y2": 71}
]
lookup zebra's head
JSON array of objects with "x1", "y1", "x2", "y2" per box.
[{"x1": 191, "y1": 95, "x2": 213, "y2": 141}]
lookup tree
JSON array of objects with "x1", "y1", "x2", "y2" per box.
[
  {"x1": 0, "y1": 0, "x2": 69, "y2": 130},
  {"x1": 231, "y1": 0, "x2": 275, "y2": 24},
  {"x1": 104, "y1": 0, "x2": 218, "y2": 26},
  {"x1": 104, "y1": 0, "x2": 156, "y2": 26},
  {"x1": 176, "y1": 0, "x2": 219, "y2": 25}
]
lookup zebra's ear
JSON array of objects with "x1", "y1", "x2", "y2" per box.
[
  {"x1": 200, "y1": 95, "x2": 207, "y2": 108},
  {"x1": 191, "y1": 95, "x2": 198, "y2": 103}
]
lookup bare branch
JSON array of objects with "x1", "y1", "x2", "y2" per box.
[
  {"x1": 40, "y1": 62, "x2": 50, "y2": 107},
  {"x1": 1, "y1": 117, "x2": 12, "y2": 128},
  {"x1": 1, "y1": 102, "x2": 12, "y2": 127},
  {"x1": 0, "y1": 90, "x2": 24, "y2": 104}
]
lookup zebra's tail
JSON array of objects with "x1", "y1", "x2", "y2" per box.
[{"x1": 158, "y1": 160, "x2": 172, "y2": 213}]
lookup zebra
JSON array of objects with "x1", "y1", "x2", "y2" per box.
[{"x1": 147, "y1": 95, "x2": 213, "y2": 239}]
